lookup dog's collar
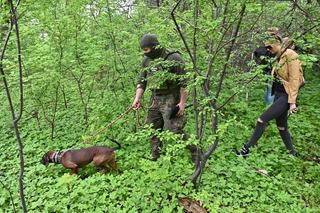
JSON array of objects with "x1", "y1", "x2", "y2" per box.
[{"x1": 51, "y1": 151, "x2": 66, "y2": 164}]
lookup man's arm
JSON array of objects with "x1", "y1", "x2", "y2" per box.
[
  {"x1": 167, "y1": 53, "x2": 188, "y2": 116},
  {"x1": 132, "y1": 87, "x2": 144, "y2": 110},
  {"x1": 177, "y1": 87, "x2": 188, "y2": 116},
  {"x1": 132, "y1": 57, "x2": 149, "y2": 110}
]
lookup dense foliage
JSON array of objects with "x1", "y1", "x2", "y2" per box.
[{"x1": 1, "y1": 0, "x2": 319, "y2": 212}]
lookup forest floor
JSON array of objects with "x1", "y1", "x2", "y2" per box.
[{"x1": 0, "y1": 71, "x2": 319, "y2": 212}]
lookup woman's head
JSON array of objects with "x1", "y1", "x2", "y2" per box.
[{"x1": 264, "y1": 34, "x2": 282, "y2": 55}]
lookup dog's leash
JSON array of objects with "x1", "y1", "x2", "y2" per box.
[
  {"x1": 82, "y1": 106, "x2": 132, "y2": 143},
  {"x1": 83, "y1": 103, "x2": 193, "y2": 143}
]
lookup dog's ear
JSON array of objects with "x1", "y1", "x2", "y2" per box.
[
  {"x1": 44, "y1": 160, "x2": 49, "y2": 166},
  {"x1": 40, "y1": 153, "x2": 50, "y2": 166},
  {"x1": 40, "y1": 156, "x2": 48, "y2": 166}
]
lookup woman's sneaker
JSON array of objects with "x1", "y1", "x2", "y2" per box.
[{"x1": 235, "y1": 145, "x2": 250, "y2": 157}]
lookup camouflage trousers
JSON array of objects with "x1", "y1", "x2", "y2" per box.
[
  {"x1": 147, "y1": 93, "x2": 186, "y2": 133},
  {"x1": 146, "y1": 93, "x2": 187, "y2": 160},
  {"x1": 146, "y1": 93, "x2": 200, "y2": 165}
]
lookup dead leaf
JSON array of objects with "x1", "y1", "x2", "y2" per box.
[
  {"x1": 178, "y1": 197, "x2": 208, "y2": 213},
  {"x1": 255, "y1": 168, "x2": 269, "y2": 176}
]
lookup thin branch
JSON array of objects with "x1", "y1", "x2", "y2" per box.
[
  {"x1": 216, "y1": 72, "x2": 258, "y2": 111},
  {"x1": 221, "y1": 0, "x2": 230, "y2": 30},
  {"x1": 1, "y1": 1, "x2": 27, "y2": 212},
  {"x1": 214, "y1": 4, "x2": 246, "y2": 100},
  {"x1": 50, "y1": 83, "x2": 60, "y2": 139},
  {"x1": 171, "y1": 0, "x2": 198, "y2": 74},
  {"x1": 10, "y1": 4, "x2": 24, "y2": 122},
  {"x1": 1, "y1": 25, "x2": 13, "y2": 62},
  {"x1": 191, "y1": 3, "x2": 247, "y2": 188},
  {"x1": 0, "y1": 176, "x2": 16, "y2": 213},
  {"x1": 203, "y1": 0, "x2": 263, "y2": 89},
  {"x1": 211, "y1": 0, "x2": 218, "y2": 8},
  {"x1": 192, "y1": 136, "x2": 220, "y2": 187},
  {"x1": 192, "y1": 0, "x2": 201, "y2": 139},
  {"x1": 291, "y1": 0, "x2": 312, "y2": 19}
]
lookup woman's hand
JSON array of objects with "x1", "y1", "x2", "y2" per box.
[{"x1": 290, "y1": 103, "x2": 298, "y2": 114}]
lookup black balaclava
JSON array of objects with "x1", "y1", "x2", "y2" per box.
[{"x1": 140, "y1": 34, "x2": 163, "y2": 59}]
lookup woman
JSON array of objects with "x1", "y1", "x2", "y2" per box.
[{"x1": 236, "y1": 34, "x2": 304, "y2": 157}]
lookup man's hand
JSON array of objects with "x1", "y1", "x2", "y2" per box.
[
  {"x1": 176, "y1": 87, "x2": 187, "y2": 117},
  {"x1": 132, "y1": 87, "x2": 144, "y2": 111},
  {"x1": 290, "y1": 103, "x2": 298, "y2": 114},
  {"x1": 132, "y1": 99, "x2": 141, "y2": 111},
  {"x1": 176, "y1": 102, "x2": 185, "y2": 116}
]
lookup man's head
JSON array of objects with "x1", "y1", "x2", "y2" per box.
[
  {"x1": 140, "y1": 34, "x2": 159, "y2": 49},
  {"x1": 140, "y1": 34, "x2": 163, "y2": 59}
]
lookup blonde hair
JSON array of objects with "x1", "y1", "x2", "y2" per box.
[
  {"x1": 264, "y1": 27, "x2": 283, "y2": 46},
  {"x1": 266, "y1": 27, "x2": 280, "y2": 36},
  {"x1": 282, "y1": 36, "x2": 295, "y2": 50}
]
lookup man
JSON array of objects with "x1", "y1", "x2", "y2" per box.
[{"x1": 131, "y1": 34, "x2": 196, "y2": 162}]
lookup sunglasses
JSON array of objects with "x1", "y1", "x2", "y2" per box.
[{"x1": 266, "y1": 45, "x2": 272, "y2": 50}]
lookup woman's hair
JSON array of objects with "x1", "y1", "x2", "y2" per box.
[
  {"x1": 266, "y1": 27, "x2": 283, "y2": 43},
  {"x1": 266, "y1": 27, "x2": 279, "y2": 36},
  {"x1": 264, "y1": 27, "x2": 283, "y2": 46},
  {"x1": 282, "y1": 37, "x2": 295, "y2": 49}
]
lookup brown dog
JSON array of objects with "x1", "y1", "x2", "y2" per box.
[{"x1": 41, "y1": 140, "x2": 120, "y2": 174}]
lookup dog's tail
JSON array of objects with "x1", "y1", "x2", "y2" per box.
[{"x1": 108, "y1": 138, "x2": 121, "y2": 150}]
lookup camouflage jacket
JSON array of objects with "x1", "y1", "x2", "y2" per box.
[{"x1": 136, "y1": 48, "x2": 187, "y2": 95}]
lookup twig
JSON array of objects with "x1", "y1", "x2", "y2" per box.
[
  {"x1": 10, "y1": 0, "x2": 24, "y2": 123},
  {"x1": 83, "y1": 106, "x2": 132, "y2": 143},
  {"x1": 171, "y1": 0, "x2": 199, "y2": 74},
  {"x1": 1, "y1": 1, "x2": 28, "y2": 212},
  {"x1": 0, "y1": 177, "x2": 16, "y2": 213},
  {"x1": 291, "y1": 0, "x2": 312, "y2": 19},
  {"x1": 192, "y1": 3, "x2": 247, "y2": 188},
  {"x1": 214, "y1": 4, "x2": 246, "y2": 100},
  {"x1": 216, "y1": 72, "x2": 258, "y2": 111}
]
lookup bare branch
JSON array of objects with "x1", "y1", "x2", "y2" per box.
[
  {"x1": 0, "y1": 177, "x2": 16, "y2": 213},
  {"x1": 10, "y1": 4, "x2": 24, "y2": 122},
  {"x1": 214, "y1": 4, "x2": 246, "y2": 100},
  {"x1": 0, "y1": 1, "x2": 27, "y2": 212},
  {"x1": 291, "y1": 0, "x2": 312, "y2": 19},
  {"x1": 211, "y1": 0, "x2": 218, "y2": 8},
  {"x1": 191, "y1": 3, "x2": 247, "y2": 188},
  {"x1": 171, "y1": 0, "x2": 199, "y2": 74}
]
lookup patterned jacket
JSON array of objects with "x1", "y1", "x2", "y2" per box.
[{"x1": 137, "y1": 48, "x2": 186, "y2": 95}]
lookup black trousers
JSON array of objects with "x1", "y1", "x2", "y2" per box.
[
  {"x1": 245, "y1": 92, "x2": 296, "y2": 153},
  {"x1": 260, "y1": 92, "x2": 289, "y2": 126}
]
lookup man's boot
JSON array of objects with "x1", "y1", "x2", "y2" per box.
[{"x1": 150, "y1": 136, "x2": 162, "y2": 161}]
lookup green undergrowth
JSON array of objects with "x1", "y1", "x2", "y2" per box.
[{"x1": 0, "y1": 73, "x2": 319, "y2": 212}]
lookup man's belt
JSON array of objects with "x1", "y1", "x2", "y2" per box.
[{"x1": 153, "y1": 89, "x2": 178, "y2": 96}]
